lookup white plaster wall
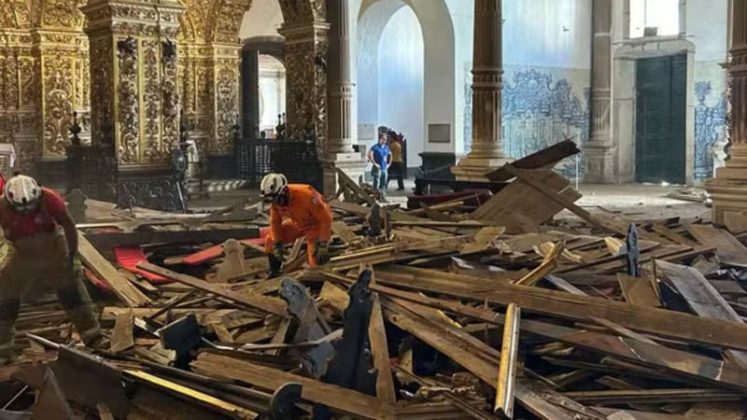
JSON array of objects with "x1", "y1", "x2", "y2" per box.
[
  {"x1": 377, "y1": 7, "x2": 425, "y2": 166},
  {"x1": 239, "y1": 0, "x2": 284, "y2": 39},
  {"x1": 504, "y1": 0, "x2": 592, "y2": 69},
  {"x1": 354, "y1": 0, "x2": 456, "y2": 164},
  {"x1": 356, "y1": 0, "x2": 404, "y2": 144}
]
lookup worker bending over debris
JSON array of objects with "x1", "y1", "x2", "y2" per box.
[
  {"x1": 261, "y1": 173, "x2": 333, "y2": 277},
  {"x1": 0, "y1": 175, "x2": 103, "y2": 363}
]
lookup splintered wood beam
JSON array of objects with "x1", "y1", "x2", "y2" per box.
[
  {"x1": 507, "y1": 168, "x2": 632, "y2": 237},
  {"x1": 373, "y1": 266, "x2": 747, "y2": 351},
  {"x1": 110, "y1": 310, "x2": 134, "y2": 354},
  {"x1": 368, "y1": 294, "x2": 396, "y2": 416},
  {"x1": 514, "y1": 241, "x2": 564, "y2": 286},
  {"x1": 686, "y1": 224, "x2": 747, "y2": 268},
  {"x1": 78, "y1": 233, "x2": 151, "y2": 307},
  {"x1": 495, "y1": 304, "x2": 521, "y2": 418},
  {"x1": 381, "y1": 297, "x2": 594, "y2": 420},
  {"x1": 191, "y1": 354, "x2": 384, "y2": 419},
  {"x1": 123, "y1": 369, "x2": 259, "y2": 419},
  {"x1": 137, "y1": 262, "x2": 287, "y2": 317},
  {"x1": 617, "y1": 273, "x2": 661, "y2": 307},
  {"x1": 657, "y1": 260, "x2": 747, "y2": 369},
  {"x1": 356, "y1": 279, "x2": 747, "y2": 393}
]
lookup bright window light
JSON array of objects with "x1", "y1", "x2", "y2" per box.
[{"x1": 630, "y1": 0, "x2": 679, "y2": 38}]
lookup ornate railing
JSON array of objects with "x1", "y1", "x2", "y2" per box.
[{"x1": 236, "y1": 136, "x2": 322, "y2": 192}]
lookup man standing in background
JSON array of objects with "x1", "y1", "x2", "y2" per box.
[
  {"x1": 367, "y1": 133, "x2": 392, "y2": 201},
  {"x1": 387, "y1": 132, "x2": 405, "y2": 191}
]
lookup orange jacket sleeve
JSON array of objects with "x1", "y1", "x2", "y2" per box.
[
  {"x1": 269, "y1": 205, "x2": 282, "y2": 242},
  {"x1": 310, "y1": 191, "x2": 332, "y2": 242}
]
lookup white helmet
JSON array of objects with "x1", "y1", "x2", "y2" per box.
[
  {"x1": 260, "y1": 173, "x2": 288, "y2": 198},
  {"x1": 5, "y1": 175, "x2": 42, "y2": 212}
]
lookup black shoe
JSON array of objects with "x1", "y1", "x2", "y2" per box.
[{"x1": 268, "y1": 255, "x2": 282, "y2": 277}]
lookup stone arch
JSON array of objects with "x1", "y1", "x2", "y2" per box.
[
  {"x1": 178, "y1": 0, "x2": 330, "y2": 161},
  {"x1": 210, "y1": 0, "x2": 326, "y2": 44}
]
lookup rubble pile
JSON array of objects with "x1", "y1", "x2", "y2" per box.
[{"x1": 1, "y1": 142, "x2": 746, "y2": 419}]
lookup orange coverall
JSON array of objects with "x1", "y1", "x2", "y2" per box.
[{"x1": 264, "y1": 184, "x2": 333, "y2": 267}]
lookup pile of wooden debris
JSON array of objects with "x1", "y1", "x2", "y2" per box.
[{"x1": 2, "y1": 142, "x2": 747, "y2": 419}]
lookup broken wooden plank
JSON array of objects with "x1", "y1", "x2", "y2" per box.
[
  {"x1": 373, "y1": 266, "x2": 747, "y2": 351},
  {"x1": 485, "y1": 139, "x2": 581, "y2": 182},
  {"x1": 514, "y1": 241, "x2": 564, "y2": 286},
  {"x1": 472, "y1": 170, "x2": 581, "y2": 233},
  {"x1": 110, "y1": 310, "x2": 134, "y2": 354},
  {"x1": 85, "y1": 227, "x2": 260, "y2": 250},
  {"x1": 137, "y1": 262, "x2": 287, "y2": 317},
  {"x1": 78, "y1": 233, "x2": 151, "y2": 307},
  {"x1": 657, "y1": 260, "x2": 747, "y2": 369},
  {"x1": 495, "y1": 304, "x2": 521, "y2": 418},
  {"x1": 368, "y1": 293, "x2": 397, "y2": 412},
  {"x1": 381, "y1": 297, "x2": 591, "y2": 420},
  {"x1": 124, "y1": 369, "x2": 259, "y2": 419},
  {"x1": 686, "y1": 224, "x2": 747, "y2": 267},
  {"x1": 192, "y1": 353, "x2": 385, "y2": 419},
  {"x1": 617, "y1": 274, "x2": 660, "y2": 307},
  {"x1": 509, "y1": 168, "x2": 631, "y2": 236},
  {"x1": 360, "y1": 278, "x2": 747, "y2": 393}
]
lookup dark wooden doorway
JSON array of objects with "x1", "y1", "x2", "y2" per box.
[{"x1": 635, "y1": 54, "x2": 687, "y2": 184}]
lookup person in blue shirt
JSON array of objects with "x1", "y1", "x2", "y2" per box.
[{"x1": 367, "y1": 133, "x2": 392, "y2": 201}]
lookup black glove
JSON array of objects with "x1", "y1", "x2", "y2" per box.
[
  {"x1": 273, "y1": 241, "x2": 286, "y2": 261},
  {"x1": 314, "y1": 241, "x2": 330, "y2": 265}
]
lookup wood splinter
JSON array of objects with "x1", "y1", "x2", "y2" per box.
[{"x1": 495, "y1": 303, "x2": 521, "y2": 418}]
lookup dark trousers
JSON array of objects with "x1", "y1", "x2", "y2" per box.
[{"x1": 387, "y1": 162, "x2": 406, "y2": 190}]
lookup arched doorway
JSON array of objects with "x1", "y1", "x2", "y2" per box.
[
  {"x1": 239, "y1": 1, "x2": 285, "y2": 139},
  {"x1": 356, "y1": 0, "x2": 455, "y2": 173}
]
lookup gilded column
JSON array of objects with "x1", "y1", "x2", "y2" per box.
[
  {"x1": 0, "y1": 30, "x2": 37, "y2": 174},
  {"x1": 81, "y1": 0, "x2": 184, "y2": 167},
  {"x1": 452, "y1": 0, "x2": 510, "y2": 181},
  {"x1": 323, "y1": 0, "x2": 365, "y2": 194},
  {"x1": 209, "y1": 42, "x2": 241, "y2": 157},
  {"x1": 32, "y1": 30, "x2": 84, "y2": 160},
  {"x1": 278, "y1": 22, "x2": 330, "y2": 150},
  {"x1": 584, "y1": 0, "x2": 615, "y2": 183},
  {"x1": 180, "y1": 43, "x2": 213, "y2": 156},
  {"x1": 706, "y1": 0, "x2": 747, "y2": 226}
]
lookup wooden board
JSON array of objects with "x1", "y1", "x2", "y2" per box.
[
  {"x1": 192, "y1": 353, "x2": 385, "y2": 419},
  {"x1": 368, "y1": 294, "x2": 397, "y2": 411},
  {"x1": 381, "y1": 297, "x2": 593, "y2": 420},
  {"x1": 657, "y1": 260, "x2": 747, "y2": 369},
  {"x1": 372, "y1": 266, "x2": 747, "y2": 351},
  {"x1": 137, "y1": 262, "x2": 287, "y2": 317},
  {"x1": 471, "y1": 170, "x2": 581, "y2": 233},
  {"x1": 686, "y1": 224, "x2": 747, "y2": 267},
  {"x1": 78, "y1": 233, "x2": 151, "y2": 307},
  {"x1": 360, "y1": 280, "x2": 747, "y2": 393},
  {"x1": 110, "y1": 310, "x2": 134, "y2": 354},
  {"x1": 617, "y1": 274, "x2": 660, "y2": 307},
  {"x1": 485, "y1": 140, "x2": 581, "y2": 182}
]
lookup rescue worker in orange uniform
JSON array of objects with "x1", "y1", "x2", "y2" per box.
[
  {"x1": 261, "y1": 173, "x2": 333, "y2": 277},
  {"x1": 0, "y1": 175, "x2": 103, "y2": 363}
]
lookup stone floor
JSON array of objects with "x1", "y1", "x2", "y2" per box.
[{"x1": 187, "y1": 179, "x2": 711, "y2": 223}]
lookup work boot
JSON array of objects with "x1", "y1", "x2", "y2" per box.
[{"x1": 268, "y1": 254, "x2": 282, "y2": 278}]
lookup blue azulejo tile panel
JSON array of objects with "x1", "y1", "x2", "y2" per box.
[
  {"x1": 464, "y1": 68, "x2": 590, "y2": 179},
  {"x1": 694, "y1": 80, "x2": 727, "y2": 181}
]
